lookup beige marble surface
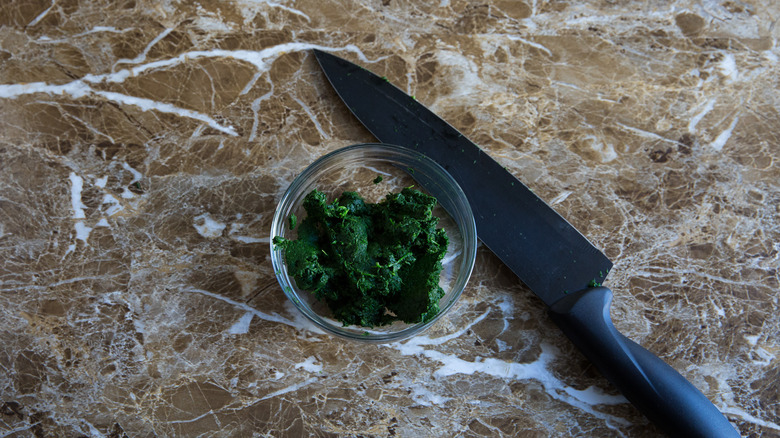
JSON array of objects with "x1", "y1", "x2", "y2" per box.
[{"x1": 1, "y1": 0, "x2": 779, "y2": 436}]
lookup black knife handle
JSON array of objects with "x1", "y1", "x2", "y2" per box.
[{"x1": 548, "y1": 287, "x2": 740, "y2": 437}]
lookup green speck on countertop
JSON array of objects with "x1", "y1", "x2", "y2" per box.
[{"x1": 373, "y1": 175, "x2": 383, "y2": 184}]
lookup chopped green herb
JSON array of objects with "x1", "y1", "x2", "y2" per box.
[
  {"x1": 274, "y1": 188, "x2": 449, "y2": 327},
  {"x1": 373, "y1": 175, "x2": 383, "y2": 184},
  {"x1": 289, "y1": 213, "x2": 297, "y2": 230},
  {"x1": 588, "y1": 279, "x2": 602, "y2": 288}
]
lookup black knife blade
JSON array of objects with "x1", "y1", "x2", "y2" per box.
[
  {"x1": 313, "y1": 49, "x2": 739, "y2": 438},
  {"x1": 315, "y1": 51, "x2": 609, "y2": 306}
]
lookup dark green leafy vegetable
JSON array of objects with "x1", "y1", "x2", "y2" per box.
[{"x1": 273, "y1": 187, "x2": 449, "y2": 327}]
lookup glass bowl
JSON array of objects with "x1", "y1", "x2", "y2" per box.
[{"x1": 270, "y1": 143, "x2": 477, "y2": 343}]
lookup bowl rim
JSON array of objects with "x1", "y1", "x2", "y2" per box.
[{"x1": 270, "y1": 143, "x2": 478, "y2": 343}]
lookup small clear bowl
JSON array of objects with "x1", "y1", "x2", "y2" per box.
[{"x1": 270, "y1": 143, "x2": 477, "y2": 343}]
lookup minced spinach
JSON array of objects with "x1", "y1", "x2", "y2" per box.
[{"x1": 273, "y1": 187, "x2": 449, "y2": 327}]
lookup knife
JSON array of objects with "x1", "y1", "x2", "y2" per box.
[{"x1": 312, "y1": 49, "x2": 739, "y2": 437}]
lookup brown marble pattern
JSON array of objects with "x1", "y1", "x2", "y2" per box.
[{"x1": 1, "y1": 0, "x2": 778, "y2": 436}]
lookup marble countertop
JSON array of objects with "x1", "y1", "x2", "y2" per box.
[{"x1": 1, "y1": 0, "x2": 778, "y2": 436}]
